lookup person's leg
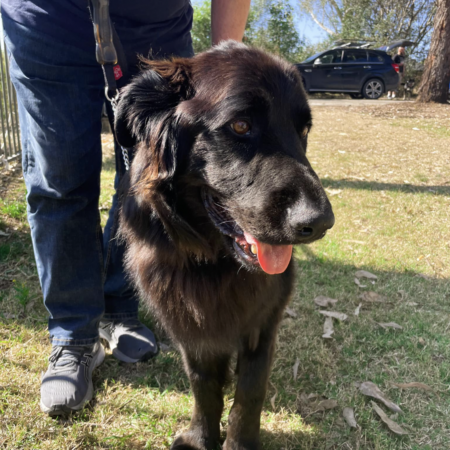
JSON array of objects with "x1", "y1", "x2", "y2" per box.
[
  {"x1": 4, "y1": 17, "x2": 106, "y2": 345},
  {"x1": 3, "y1": 15, "x2": 108, "y2": 415}
]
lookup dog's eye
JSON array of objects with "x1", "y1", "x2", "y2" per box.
[
  {"x1": 300, "y1": 127, "x2": 309, "y2": 139},
  {"x1": 231, "y1": 120, "x2": 251, "y2": 135}
]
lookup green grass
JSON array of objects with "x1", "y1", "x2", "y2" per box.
[{"x1": 1, "y1": 105, "x2": 449, "y2": 449}]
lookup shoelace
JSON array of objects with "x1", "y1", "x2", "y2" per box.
[{"x1": 49, "y1": 346, "x2": 92, "y2": 374}]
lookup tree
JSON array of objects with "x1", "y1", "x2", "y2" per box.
[
  {"x1": 190, "y1": 0, "x2": 307, "y2": 62},
  {"x1": 262, "y1": 1, "x2": 305, "y2": 62},
  {"x1": 191, "y1": 0, "x2": 213, "y2": 53},
  {"x1": 298, "y1": 0, "x2": 436, "y2": 55},
  {"x1": 417, "y1": 0, "x2": 450, "y2": 103}
]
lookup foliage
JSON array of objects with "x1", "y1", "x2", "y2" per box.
[
  {"x1": 298, "y1": 0, "x2": 436, "y2": 59},
  {"x1": 191, "y1": 0, "x2": 212, "y2": 53},
  {"x1": 191, "y1": 0, "x2": 307, "y2": 62}
]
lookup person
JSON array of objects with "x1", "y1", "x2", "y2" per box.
[
  {"x1": 1, "y1": 0, "x2": 250, "y2": 416},
  {"x1": 387, "y1": 47, "x2": 406, "y2": 99}
]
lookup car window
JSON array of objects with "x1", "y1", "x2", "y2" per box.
[
  {"x1": 302, "y1": 52, "x2": 322, "y2": 63},
  {"x1": 314, "y1": 50, "x2": 342, "y2": 64},
  {"x1": 368, "y1": 52, "x2": 384, "y2": 63},
  {"x1": 343, "y1": 50, "x2": 367, "y2": 63}
]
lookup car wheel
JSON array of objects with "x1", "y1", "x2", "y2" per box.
[
  {"x1": 363, "y1": 79, "x2": 384, "y2": 99},
  {"x1": 350, "y1": 94, "x2": 363, "y2": 99}
]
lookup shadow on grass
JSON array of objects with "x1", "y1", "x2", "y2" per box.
[{"x1": 321, "y1": 178, "x2": 450, "y2": 196}]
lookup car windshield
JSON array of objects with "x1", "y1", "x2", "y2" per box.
[{"x1": 301, "y1": 52, "x2": 322, "y2": 63}]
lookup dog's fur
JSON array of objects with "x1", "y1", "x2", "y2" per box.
[
  {"x1": 115, "y1": 42, "x2": 334, "y2": 450},
  {"x1": 402, "y1": 79, "x2": 415, "y2": 100}
]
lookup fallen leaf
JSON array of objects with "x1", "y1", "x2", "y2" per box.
[
  {"x1": 416, "y1": 273, "x2": 433, "y2": 281},
  {"x1": 392, "y1": 382, "x2": 433, "y2": 392},
  {"x1": 359, "y1": 291, "x2": 387, "y2": 303},
  {"x1": 3, "y1": 313, "x2": 16, "y2": 319},
  {"x1": 354, "y1": 303, "x2": 362, "y2": 316},
  {"x1": 412, "y1": 127, "x2": 420, "y2": 131},
  {"x1": 405, "y1": 301, "x2": 418, "y2": 306},
  {"x1": 325, "y1": 188, "x2": 342, "y2": 196},
  {"x1": 343, "y1": 239, "x2": 366, "y2": 244},
  {"x1": 293, "y1": 358, "x2": 300, "y2": 380},
  {"x1": 310, "y1": 399, "x2": 338, "y2": 412},
  {"x1": 354, "y1": 278, "x2": 367, "y2": 288},
  {"x1": 343, "y1": 407, "x2": 357, "y2": 428},
  {"x1": 319, "y1": 310, "x2": 348, "y2": 321},
  {"x1": 285, "y1": 306, "x2": 297, "y2": 318},
  {"x1": 314, "y1": 296, "x2": 338, "y2": 307},
  {"x1": 378, "y1": 322, "x2": 402, "y2": 330},
  {"x1": 418, "y1": 337, "x2": 425, "y2": 345},
  {"x1": 371, "y1": 401, "x2": 408, "y2": 435},
  {"x1": 270, "y1": 391, "x2": 277, "y2": 410},
  {"x1": 0, "y1": 230, "x2": 9, "y2": 237},
  {"x1": 359, "y1": 382, "x2": 403, "y2": 414},
  {"x1": 355, "y1": 270, "x2": 378, "y2": 280},
  {"x1": 322, "y1": 317, "x2": 334, "y2": 339}
]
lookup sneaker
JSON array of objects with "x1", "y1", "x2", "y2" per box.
[
  {"x1": 99, "y1": 318, "x2": 158, "y2": 363},
  {"x1": 40, "y1": 342, "x2": 105, "y2": 416}
]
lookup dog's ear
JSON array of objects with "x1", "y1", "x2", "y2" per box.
[
  {"x1": 116, "y1": 58, "x2": 209, "y2": 251},
  {"x1": 114, "y1": 57, "x2": 194, "y2": 150}
]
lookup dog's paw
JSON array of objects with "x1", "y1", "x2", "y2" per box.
[
  {"x1": 223, "y1": 438, "x2": 261, "y2": 450},
  {"x1": 171, "y1": 431, "x2": 218, "y2": 450}
]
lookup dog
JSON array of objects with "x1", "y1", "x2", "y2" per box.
[
  {"x1": 115, "y1": 41, "x2": 335, "y2": 450},
  {"x1": 402, "y1": 79, "x2": 415, "y2": 100}
]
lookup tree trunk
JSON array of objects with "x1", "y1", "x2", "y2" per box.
[{"x1": 417, "y1": 0, "x2": 450, "y2": 103}]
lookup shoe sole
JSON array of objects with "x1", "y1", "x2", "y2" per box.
[
  {"x1": 99, "y1": 328, "x2": 158, "y2": 363},
  {"x1": 40, "y1": 343, "x2": 106, "y2": 416}
]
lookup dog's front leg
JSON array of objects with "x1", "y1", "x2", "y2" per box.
[
  {"x1": 224, "y1": 325, "x2": 278, "y2": 450},
  {"x1": 171, "y1": 348, "x2": 230, "y2": 450}
]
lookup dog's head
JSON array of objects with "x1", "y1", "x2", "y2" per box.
[{"x1": 116, "y1": 41, "x2": 334, "y2": 275}]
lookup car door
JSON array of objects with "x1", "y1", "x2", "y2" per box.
[
  {"x1": 340, "y1": 50, "x2": 368, "y2": 90},
  {"x1": 309, "y1": 50, "x2": 343, "y2": 90}
]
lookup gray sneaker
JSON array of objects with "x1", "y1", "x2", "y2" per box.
[
  {"x1": 40, "y1": 342, "x2": 105, "y2": 416},
  {"x1": 99, "y1": 318, "x2": 158, "y2": 363}
]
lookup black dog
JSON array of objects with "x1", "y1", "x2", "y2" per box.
[
  {"x1": 115, "y1": 41, "x2": 334, "y2": 450},
  {"x1": 402, "y1": 79, "x2": 415, "y2": 100}
]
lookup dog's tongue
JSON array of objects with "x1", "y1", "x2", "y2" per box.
[{"x1": 244, "y1": 232, "x2": 292, "y2": 275}]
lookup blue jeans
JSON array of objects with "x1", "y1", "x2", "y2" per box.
[{"x1": 3, "y1": 15, "x2": 193, "y2": 346}]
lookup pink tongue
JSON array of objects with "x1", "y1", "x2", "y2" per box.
[{"x1": 244, "y1": 232, "x2": 293, "y2": 275}]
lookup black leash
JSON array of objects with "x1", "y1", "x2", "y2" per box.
[{"x1": 89, "y1": 0, "x2": 131, "y2": 170}]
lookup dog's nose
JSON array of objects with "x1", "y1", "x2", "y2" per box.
[{"x1": 291, "y1": 205, "x2": 335, "y2": 241}]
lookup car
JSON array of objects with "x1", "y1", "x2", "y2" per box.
[{"x1": 296, "y1": 40, "x2": 414, "y2": 100}]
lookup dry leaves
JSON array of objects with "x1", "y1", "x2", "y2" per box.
[
  {"x1": 392, "y1": 382, "x2": 433, "y2": 392},
  {"x1": 0, "y1": 230, "x2": 10, "y2": 237},
  {"x1": 292, "y1": 358, "x2": 300, "y2": 380},
  {"x1": 378, "y1": 322, "x2": 403, "y2": 330},
  {"x1": 319, "y1": 311, "x2": 348, "y2": 321},
  {"x1": 359, "y1": 381, "x2": 403, "y2": 414},
  {"x1": 285, "y1": 307, "x2": 297, "y2": 318},
  {"x1": 322, "y1": 317, "x2": 334, "y2": 339},
  {"x1": 371, "y1": 401, "x2": 408, "y2": 435},
  {"x1": 314, "y1": 296, "x2": 338, "y2": 308},
  {"x1": 359, "y1": 292, "x2": 387, "y2": 303},
  {"x1": 354, "y1": 303, "x2": 362, "y2": 316},
  {"x1": 297, "y1": 393, "x2": 338, "y2": 418},
  {"x1": 354, "y1": 278, "x2": 367, "y2": 288},
  {"x1": 342, "y1": 407, "x2": 357, "y2": 428},
  {"x1": 355, "y1": 270, "x2": 378, "y2": 280}
]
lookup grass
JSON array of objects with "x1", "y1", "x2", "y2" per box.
[{"x1": 1, "y1": 102, "x2": 449, "y2": 449}]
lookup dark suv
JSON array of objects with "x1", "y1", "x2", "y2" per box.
[{"x1": 296, "y1": 47, "x2": 399, "y2": 99}]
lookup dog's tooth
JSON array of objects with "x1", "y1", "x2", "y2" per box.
[{"x1": 250, "y1": 244, "x2": 258, "y2": 255}]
